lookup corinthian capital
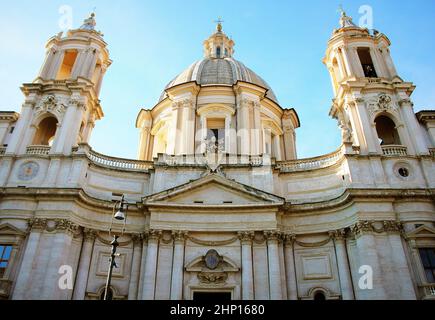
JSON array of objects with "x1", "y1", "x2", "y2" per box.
[
  {"x1": 83, "y1": 228, "x2": 98, "y2": 240},
  {"x1": 172, "y1": 230, "x2": 188, "y2": 242},
  {"x1": 328, "y1": 229, "x2": 347, "y2": 241},
  {"x1": 237, "y1": 231, "x2": 254, "y2": 243},
  {"x1": 28, "y1": 218, "x2": 48, "y2": 232},
  {"x1": 264, "y1": 230, "x2": 282, "y2": 242}
]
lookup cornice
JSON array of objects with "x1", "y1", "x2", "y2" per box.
[{"x1": 283, "y1": 188, "x2": 434, "y2": 214}]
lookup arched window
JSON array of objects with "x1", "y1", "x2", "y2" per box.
[
  {"x1": 357, "y1": 47, "x2": 378, "y2": 78},
  {"x1": 314, "y1": 291, "x2": 326, "y2": 301},
  {"x1": 32, "y1": 116, "x2": 58, "y2": 146},
  {"x1": 216, "y1": 46, "x2": 221, "y2": 58},
  {"x1": 375, "y1": 115, "x2": 401, "y2": 145}
]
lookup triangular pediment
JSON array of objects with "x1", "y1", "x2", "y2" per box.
[
  {"x1": 144, "y1": 173, "x2": 284, "y2": 207},
  {"x1": 406, "y1": 225, "x2": 435, "y2": 239},
  {"x1": 0, "y1": 223, "x2": 26, "y2": 236}
]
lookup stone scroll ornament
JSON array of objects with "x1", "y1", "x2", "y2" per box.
[
  {"x1": 34, "y1": 95, "x2": 66, "y2": 122},
  {"x1": 367, "y1": 93, "x2": 397, "y2": 118}
]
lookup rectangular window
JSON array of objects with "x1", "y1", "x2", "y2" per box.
[
  {"x1": 56, "y1": 50, "x2": 78, "y2": 80},
  {"x1": 206, "y1": 118, "x2": 225, "y2": 149},
  {"x1": 0, "y1": 245, "x2": 12, "y2": 278},
  {"x1": 357, "y1": 48, "x2": 378, "y2": 78},
  {"x1": 419, "y1": 248, "x2": 435, "y2": 283}
]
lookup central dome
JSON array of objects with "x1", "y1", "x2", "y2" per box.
[
  {"x1": 159, "y1": 22, "x2": 278, "y2": 104},
  {"x1": 159, "y1": 58, "x2": 278, "y2": 103}
]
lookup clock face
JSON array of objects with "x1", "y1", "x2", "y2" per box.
[{"x1": 18, "y1": 162, "x2": 40, "y2": 181}]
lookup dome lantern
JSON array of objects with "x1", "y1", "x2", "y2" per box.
[{"x1": 203, "y1": 18, "x2": 234, "y2": 59}]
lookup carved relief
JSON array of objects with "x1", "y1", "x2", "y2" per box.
[
  {"x1": 197, "y1": 272, "x2": 228, "y2": 284},
  {"x1": 186, "y1": 249, "x2": 239, "y2": 285},
  {"x1": 367, "y1": 94, "x2": 397, "y2": 118},
  {"x1": 350, "y1": 220, "x2": 403, "y2": 237},
  {"x1": 17, "y1": 161, "x2": 40, "y2": 181},
  {"x1": 34, "y1": 95, "x2": 66, "y2": 122}
]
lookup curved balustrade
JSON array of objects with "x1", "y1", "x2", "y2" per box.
[
  {"x1": 381, "y1": 145, "x2": 407, "y2": 157},
  {"x1": 86, "y1": 149, "x2": 153, "y2": 172},
  {"x1": 275, "y1": 148, "x2": 343, "y2": 173}
]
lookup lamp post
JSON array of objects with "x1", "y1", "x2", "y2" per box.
[{"x1": 104, "y1": 195, "x2": 128, "y2": 300}]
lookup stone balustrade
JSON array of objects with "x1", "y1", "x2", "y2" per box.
[
  {"x1": 381, "y1": 145, "x2": 408, "y2": 157},
  {"x1": 154, "y1": 153, "x2": 267, "y2": 167},
  {"x1": 0, "y1": 147, "x2": 6, "y2": 155},
  {"x1": 26, "y1": 145, "x2": 51, "y2": 155},
  {"x1": 86, "y1": 149, "x2": 153, "y2": 172},
  {"x1": 421, "y1": 283, "x2": 435, "y2": 299},
  {"x1": 275, "y1": 148, "x2": 343, "y2": 173}
]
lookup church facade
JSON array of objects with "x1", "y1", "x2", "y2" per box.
[{"x1": 0, "y1": 12, "x2": 434, "y2": 300}]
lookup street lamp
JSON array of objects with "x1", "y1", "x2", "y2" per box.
[{"x1": 104, "y1": 195, "x2": 128, "y2": 300}]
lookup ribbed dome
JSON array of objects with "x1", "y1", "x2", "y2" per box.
[{"x1": 159, "y1": 57, "x2": 279, "y2": 103}]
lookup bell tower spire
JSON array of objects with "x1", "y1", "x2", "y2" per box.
[
  {"x1": 324, "y1": 8, "x2": 430, "y2": 158},
  {"x1": 5, "y1": 12, "x2": 112, "y2": 158}
]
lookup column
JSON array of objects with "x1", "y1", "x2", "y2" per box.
[
  {"x1": 41, "y1": 220, "x2": 78, "y2": 300},
  {"x1": 70, "y1": 50, "x2": 85, "y2": 79},
  {"x1": 265, "y1": 231, "x2": 283, "y2": 300},
  {"x1": 137, "y1": 233, "x2": 149, "y2": 300},
  {"x1": 399, "y1": 99, "x2": 429, "y2": 155},
  {"x1": 350, "y1": 48, "x2": 365, "y2": 78},
  {"x1": 352, "y1": 98, "x2": 379, "y2": 154},
  {"x1": 182, "y1": 99, "x2": 195, "y2": 155},
  {"x1": 340, "y1": 47, "x2": 354, "y2": 76},
  {"x1": 283, "y1": 234, "x2": 298, "y2": 300},
  {"x1": 47, "y1": 50, "x2": 64, "y2": 79},
  {"x1": 12, "y1": 219, "x2": 46, "y2": 299},
  {"x1": 168, "y1": 102, "x2": 180, "y2": 155},
  {"x1": 251, "y1": 102, "x2": 261, "y2": 155},
  {"x1": 273, "y1": 135, "x2": 282, "y2": 161},
  {"x1": 128, "y1": 234, "x2": 143, "y2": 300},
  {"x1": 72, "y1": 228, "x2": 96, "y2": 300},
  {"x1": 141, "y1": 230, "x2": 160, "y2": 300},
  {"x1": 237, "y1": 98, "x2": 250, "y2": 155},
  {"x1": 352, "y1": 222, "x2": 387, "y2": 299},
  {"x1": 331, "y1": 230, "x2": 354, "y2": 300},
  {"x1": 170, "y1": 231, "x2": 187, "y2": 300},
  {"x1": 386, "y1": 224, "x2": 416, "y2": 299},
  {"x1": 238, "y1": 232, "x2": 254, "y2": 300},
  {"x1": 38, "y1": 48, "x2": 55, "y2": 79},
  {"x1": 5, "y1": 103, "x2": 33, "y2": 155},
  {"x1": 381, "y1": 48, "x2": 398, "y2": 77}
]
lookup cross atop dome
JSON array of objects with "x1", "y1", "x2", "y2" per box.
[{"x1": 214, "y1": 17, "x2": 224, "y2": 32}]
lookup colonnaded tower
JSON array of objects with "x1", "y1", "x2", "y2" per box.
[{"x1": 0, "y1": 11, "x2": 434, "y2": 300}]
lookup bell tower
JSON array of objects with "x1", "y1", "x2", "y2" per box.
[
  {"x1": 5, "y1": 13, "x2": 111, "y2": 156},
  {"x1": 324, "y1": 10, "x2": 429, "y2": 156}
]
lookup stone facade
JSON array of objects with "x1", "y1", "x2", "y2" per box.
[{"x1": 0, "y1": 12, "x2": 434, "y2": 300}]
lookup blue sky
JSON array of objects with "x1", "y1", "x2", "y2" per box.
[{"x1": 0, "y1": 0, "x2": 434, "y2": 159}]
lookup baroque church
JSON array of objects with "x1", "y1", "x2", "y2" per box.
[{"x1": 0, "y1": 11, "x2": 434, "y2": 300}]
